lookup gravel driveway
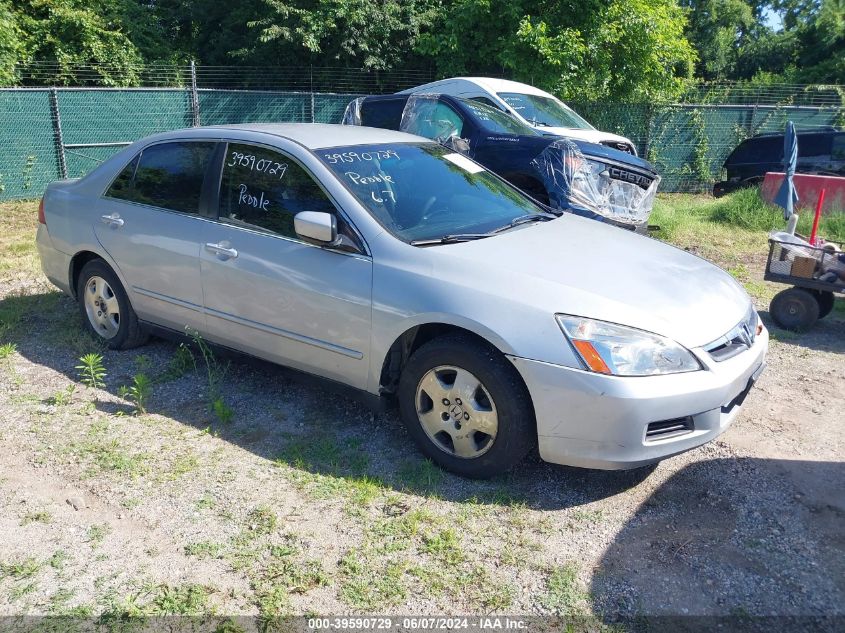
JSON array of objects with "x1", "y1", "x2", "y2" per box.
[{"x1": 0, "y1": 200, "x2": 842, "y2": 629}]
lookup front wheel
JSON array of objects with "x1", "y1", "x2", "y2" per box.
[
  {"x1": 397, "y1": 334, "x2": 535, "y2": 479},
  {"x1": 770, "y1": 287, "x2": 820, "y2": 332},
  {"x1": 77, "y1": 259, "x2": 148, "y2": 349}
]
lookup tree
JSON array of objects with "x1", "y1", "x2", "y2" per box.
[
  {"x1": 417, "y1": 0, "x2": 696, "y2": 101},
  {"x1": 0, "y1": 2, "x2": 23, "y2": 85},
  {"x1": 8, "y1": 0, "x2": 146, "y2": 86},
  {"x1": 680, "y1": 0, "x2": 757, "y2": 79},
  {"x1": 249, "y1": 0, "x2": 439, "y2": 69}
]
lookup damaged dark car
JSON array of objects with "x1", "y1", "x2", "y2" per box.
[{"x1": 342, "y1": 93, "x2": 661, "y2": 232}]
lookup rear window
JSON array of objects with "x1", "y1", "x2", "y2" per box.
[
  {"x1": 360, "y1": 98, "x2": 407, "y2": 130},
  {"x1": 105, "y1": 141, "x2": 216, "y2": 214}
]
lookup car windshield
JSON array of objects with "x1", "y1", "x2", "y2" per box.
[
  {"x1": 317, "y1": 143, "x2": 546, "y2": 243},
  {"x1": 458, "y1": 98, "x2": 538, "y2": 136},
  {"x1": 498, "y1": 92, "x2": 594, "y2": 130}
]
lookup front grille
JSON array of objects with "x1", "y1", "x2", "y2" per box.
[
  {"x1": 646, "y1": 417, "x2": 694, "y2": 440},
  {"x1": 601, "y1": 140, "x2": 635, "y2": 155},
  {"x1": 703, "y1": 307, "x2": 758, "y2": 362}
]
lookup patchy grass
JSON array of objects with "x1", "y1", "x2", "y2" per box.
[
  {"x1": 21, "y1": 509, "x2": 52, "y2": 525},
  {"x1": 184, "y1": 541, "x2": 225, "y2": 560},
  {"x1": 654, "y1": 188, "x2": 845, "y2": 246},
  {"x1": 0, "y1": 557, "x2": 41, "y2": 580},
  {"x1": 540, "y1": 563, "x2": 589, "y2": 615}
]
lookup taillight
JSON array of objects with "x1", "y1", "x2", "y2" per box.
[{"x1": 38, "y1": 198, "x2": 46, "y2": 225}]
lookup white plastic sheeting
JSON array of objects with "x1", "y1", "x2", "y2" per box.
[
  {"x1": 341, "y1": 97, "x2": 364, "y2": 126},
  {"x1": 530, "y1": 139, "x2": 660, "y2": 225},
  {"x1": 399, "y1": 95, "x2": 471, "y2": 153}
]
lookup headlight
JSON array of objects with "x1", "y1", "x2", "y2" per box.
[{"x1": 556, "y1": 315, "x2": 702, "y2": 376}]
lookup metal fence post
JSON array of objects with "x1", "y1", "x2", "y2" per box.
[
  {"x1": 190, "y1": 61, "x2": 201, "y2": 127},
  {"x1": 310, "y1": 65, "x2": 315, "y2": 123},
  {"x1": 642, "y1": 102, "x2": 654, "y2": 161},
  {"x1": 49, "y1": 87, "x2": 68, "y2": 179}
]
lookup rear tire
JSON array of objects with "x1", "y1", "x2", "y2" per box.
[
  {"x1": 397, "y1": 333, "x2": 535, "y2": 479},
  {"x1": 770, "y1": 287, "x2": 820, "y2": 332},
  {"x1": 77, "y1": 259, "x2": 148, "y2": 349}
]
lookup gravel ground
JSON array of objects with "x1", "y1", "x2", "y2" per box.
[{"x1": 0, "y1": 200, "x2": 843, "y2": 627}]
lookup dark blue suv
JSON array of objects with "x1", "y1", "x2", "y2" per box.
[{"x1": 343, "y1": 93, "x2": 661, "y2": 233}]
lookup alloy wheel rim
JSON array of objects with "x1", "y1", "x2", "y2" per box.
[
  {"x1": 415, "y1": 365, "x2": 498, "y2": 459},
  {"x1": 83, "y1": 276, "x2": 120, "y2": 339}
]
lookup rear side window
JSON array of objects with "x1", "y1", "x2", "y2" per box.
[
  {"x1": 798, "y1": 133, "x2": 832, "y2": 158},
  {"x1": 218, "y1": 143, "x2": 336, "y2": 238},
  {"x1": 729, "y1": 137, "x2": 783, "y2": 164},
  {"x1": 105, "y1": 141, "x2": 215, "y2": 214},
  {"x1": 360, "y1": 99, "x2": 407, "y2": 130}
]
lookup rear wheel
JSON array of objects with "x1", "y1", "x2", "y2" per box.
[
  {"x1": 397, "y1": 334, "x2": 535, "y2": 479},
  {"x1": 770, "y1": 287, "x2": 820, "y2": 332},
  {"x1": 77, "y1": 259, "x2": 148, "y2": 349}
]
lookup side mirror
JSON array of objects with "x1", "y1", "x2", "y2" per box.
[{"x1": 294, "y1": 211, "x2": 336, "y2": 244}]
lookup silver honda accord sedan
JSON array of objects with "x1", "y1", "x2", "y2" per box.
[{"x1": 36, "y1": 123, "x2": 768, "y2": 478}]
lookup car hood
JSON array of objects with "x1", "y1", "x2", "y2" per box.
[
  {"x1": 538, "y1": 126, "x2": 634, "y2": 148},
  {"x1": 427, "y1": 214, "x2": 750, "y2": 350}
]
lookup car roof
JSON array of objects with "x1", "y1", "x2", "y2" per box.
[
  {"x1": 408, "y1": 77, "x2": 552, "y2": 98},
  {"x1": 152, "y1": 123, "x2": 425, "y2": 149}
]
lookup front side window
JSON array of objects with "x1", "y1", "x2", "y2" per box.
[
  {"x1": 401, "y1": 98, "x2": 464, "y2": 142},
  {"x1": 498, "y1": 92, "x2": 594, "y2": 130},
  {"x1": 318, "y1": 143, "x2": 545, "y2": 242},
  {"x1": 105, "y1": 141, "x2": 215, "y2": 214},
  {"x1": 218, "y1": 143, "x2": 336, "y2": 238}
]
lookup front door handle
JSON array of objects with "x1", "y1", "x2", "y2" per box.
[
  {"x1": 205, "y1": 242, "x2": 238, "y2": 259},
  {"x1": 100, "y1": 213, "x2": 124, "y2": 228}
]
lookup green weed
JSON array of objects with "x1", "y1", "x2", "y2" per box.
[
  {"x1": 0, "y1": 557, "x2": 41, "y2": 580},
  {"x1": 21, "y1": 510, "x2": 52, "y2": 525},
  {"x1": 76, "y1": 353, "x2": 106, "y2": 389},
  {"x1": 118, "y1": 372, "x2": 152, "y2": 414},
  {"x1": 0, "y1": 342, "x2": 17, "y2": 359}
]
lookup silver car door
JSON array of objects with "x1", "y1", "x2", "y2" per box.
[
  {"x1": 199, "y1": 141, "x2": 373, "y2": 390},
  {"x1": 95, "y1": 140, "x2": 217, "y2": 332}
]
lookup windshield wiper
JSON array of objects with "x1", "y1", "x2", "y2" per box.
[
  {"x1": 410, "y1": 233, "x2": 492, "y2": 246},
  {"x1": 489, "y1": 212, "x2": 557, "y2": 234}
]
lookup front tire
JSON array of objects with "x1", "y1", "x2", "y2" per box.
[
  {"x1": 77, "y1": 259, "x2": 148, "y2": 349},
  {"x1": 397, "y1": 334, "x2": 535, "y2": 479}
]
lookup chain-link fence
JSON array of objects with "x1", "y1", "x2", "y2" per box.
[{"x1": 1, "y1": 64, "x2": 844, "y2": 200}]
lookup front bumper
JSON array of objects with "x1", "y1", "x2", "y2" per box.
[{"x1": 508, "y1": 327, "x2": 768, "y2": 470}]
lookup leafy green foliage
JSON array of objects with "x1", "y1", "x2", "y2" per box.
[
  {"x1": 76, "y1": 353, "x2": 106, "y2": 389},
  {"x1": 118, "y1": 372, "x2": 152, "y2": 414}
]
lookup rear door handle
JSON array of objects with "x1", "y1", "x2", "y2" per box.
[
  {"x1": 100, "y1": 213, "x2": 124, "y2": 228},
  {"x1": 205, "y1": 242, "x2": 238, "y2": 259}
]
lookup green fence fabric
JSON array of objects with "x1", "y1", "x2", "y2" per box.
[
  {"x1": 570, "y1": 102, "x2": 843, "y2": 191},
  {"x1": 0, "y1": 90, "x2": 58, "y2": 199},
  {"x1": 1, "y1": 87, "x2": 842, "y2": 200}
]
